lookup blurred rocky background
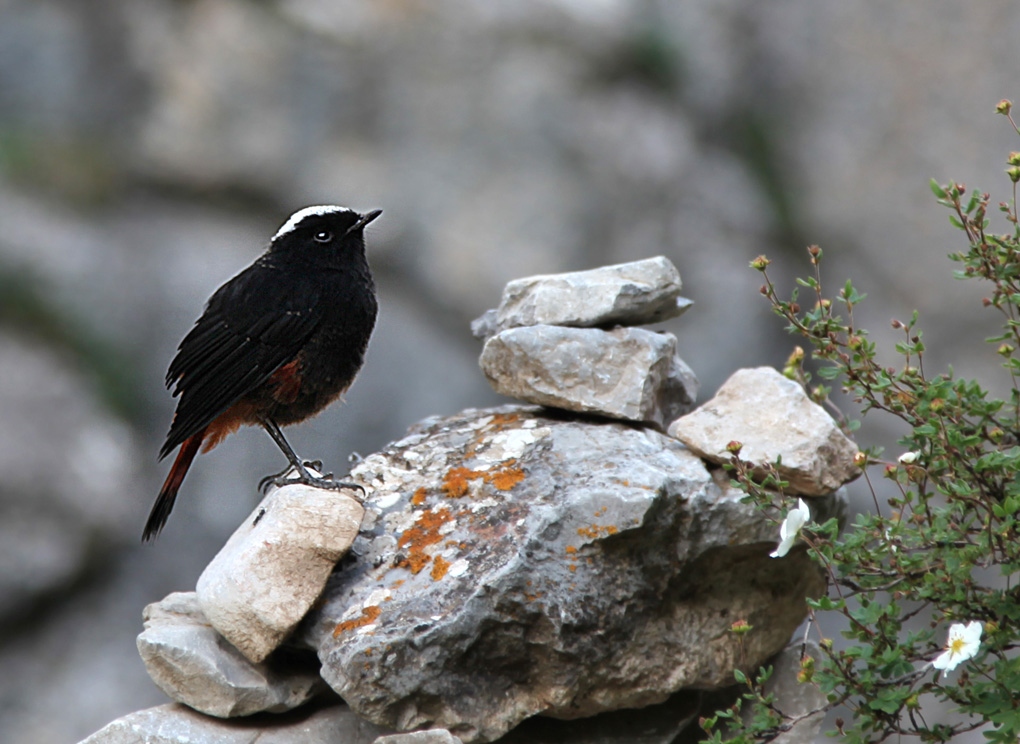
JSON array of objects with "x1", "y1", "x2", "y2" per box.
[{"x1": 1, "y1": 1, "x2": 1019, "y2": 742}]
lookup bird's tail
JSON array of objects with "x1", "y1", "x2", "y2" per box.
[{"x1": 144, "y1": 430, "x2": 205, "y2": 541}]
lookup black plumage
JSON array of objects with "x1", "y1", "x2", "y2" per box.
[{"x1": 145, "y1": 206, "x2": 380, "y2": 541}]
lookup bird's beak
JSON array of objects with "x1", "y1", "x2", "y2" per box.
[{"x1": 347, "y1": 209, "x2": 383, "y2": 236}]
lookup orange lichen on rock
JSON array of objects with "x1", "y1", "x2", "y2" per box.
[
  {"x1": 443, "y1": 467, "x2": 482, "y2": 498},
  {"x1": 443, "y1": 459, "x2": 525, "y2": 498},
  {"x1": 485, "y1": 460, "x2": 525, "y2": 490},
  {"x1": 431, "y1": 555, "x2": 451, "y2": 581},
  {"x1": 396, "y1": 507, "x2": 453, "y2": 575},
  {"x1": 577, "y1": 523, "x2": 620, "y2": 540},
  {"x1": 488, "y1": 412, "x2": 520, "y2": 428},
  {"x1": 411, "y1": 487, "x2": 428, "y2": 506},
  {"x1": 565, "y1": 545, "x2": 577, "y2": 554},
  {"x1": 333, "y1": 605, "x2": 381, "y2": 637}
]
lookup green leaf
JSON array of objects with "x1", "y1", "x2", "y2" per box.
[{"x1": 930, "y1": 178, "x2": 948, "y2": 199}]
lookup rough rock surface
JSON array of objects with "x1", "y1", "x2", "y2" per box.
[
  {"x1": 0, "y1": 333, "x2": 139, "y2": 627},
  {"x1": 374, "y1": 731, "x2": 464, "y2": 744},
  {"x1": 669, "y1": 367, "x2": 860, "y2": 495},
  {"x1": 479, "y1": 326, "x2": 697, "y2": 429},
  {"x1": 136, "y1": 592, "x2": 324, "y2": 718},
  {"x1": 497, "y1": 689, "x2": 699, "y2": 744},
  {"x1": 196, "y1": 481, "x2": 364, "y2": 663},
  {"x1": 476, "y1": 257, "x2": 690, "y2": 337},
  {"x1": 298, "y1": 404, "x2": 841, "y2": 742},
  {"x1": 744, "y1": 641, "x2": 826, "y2": 744},
  {"x1": 77, "y1": 701, "x2": 392, "y2": 744}
]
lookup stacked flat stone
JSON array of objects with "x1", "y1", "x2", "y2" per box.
[{"x1": 473, "y1": 257, "x2": 698, "y2": 429}]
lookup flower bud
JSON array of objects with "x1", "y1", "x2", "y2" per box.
[
  {"x1": 729, "y1": 619, "x2": 752, "y2": 635},
  {"x1": 853, "y1": 451, "x2": 867, "y2": 468},
  {"x1": 750, "y1": 255, "x2": 771, "y2": 271},
  {"x1": 1009, "y1": 152, "x2": 1020, "y2": 166},
  {"x1": 725, "y1": 440, "x2": 743, "y2": 454},
  {"x1": 997, "y1": 99, "x2": 1013, "y2": 115},
  {"x1": 998, "y1": 343, "x2": 1015, "y2": 356},
  {"x1": 1008, "y1": 167, "x2": 1020, "y2": 184}
]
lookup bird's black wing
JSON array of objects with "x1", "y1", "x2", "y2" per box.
[{"x1": 159, "y1": 260, "x2": 323, "y2": 459}]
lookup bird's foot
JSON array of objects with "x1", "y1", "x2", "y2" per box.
[
  {"x1": 258, "y1": 460, "x2": 324, "y2": 492},
  {"x1": 259, "y1": 465, "x2": 366, "y2": 500}
]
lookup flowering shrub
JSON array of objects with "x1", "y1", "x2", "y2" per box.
[{"x1": 702, "y1": 102, "x2": 1020, "y2": 743}]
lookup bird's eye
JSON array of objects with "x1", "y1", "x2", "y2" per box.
[{"x1": 313, "y1": 230, "x2": 333, "y2": 243}]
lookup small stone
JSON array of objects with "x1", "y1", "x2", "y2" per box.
[
  {"x1": 136, "y1": 592, "x2": 324, "y2": 717},
  {"x1": 476, "y1": 256, "x2": 689, "y2": 337},
  {"x1": 479, "y1": 325, "x2": 697, "y2": 429},
  {"x1": 374, "y1": 731, "x2": 464, "y2": 744},
  {"x1": 76, "y1": 701, "x2": 392, "y2": 744},
  {"x1": 196, "y1": 481, "x2": 365, "y2": 663},
  {"x1": 668, "y1": 367, "x2": 860, "y2": 495}
]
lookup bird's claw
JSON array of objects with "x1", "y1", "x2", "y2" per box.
[{"x1": 259, "y1": 469, "x2": 366, "y2": 501}]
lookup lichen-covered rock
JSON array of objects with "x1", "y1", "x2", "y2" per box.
[
  {"x1": 136, "y1": 592, "x2": 324, "y2": 718},
  {"x1": 479, "y1": 257, "x2": 690, "y2": 336},
  {"x1": 668, "y1": 367, "x2": 860, "y2": 495},
  {"x1": 299, "y1": 405, "x2": 837, "y2": 742},
  {"x1": 196, "y1": 481, "x2": 364, "y2": 664},
  {"x1": 479, "y1": 325, "x2": 697, "y2": 428}
]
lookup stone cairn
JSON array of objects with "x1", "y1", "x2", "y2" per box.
[{"x1": 82, "y1": 257, "x2": 859, "y2": 744}]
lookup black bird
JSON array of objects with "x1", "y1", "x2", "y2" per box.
[{"x1": 144, "y1": 205, "x2": 381, "y2": 541}]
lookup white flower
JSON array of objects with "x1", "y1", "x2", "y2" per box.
[
  {"x1": 932, "y1": 621, "x2": 983, "y2": 676},
  {"x1": 898, "y1": 451, "x2": 920, "y2": 464},
  {"x1": 770, "y1": 498, "x2": 811, "y2": 558}
]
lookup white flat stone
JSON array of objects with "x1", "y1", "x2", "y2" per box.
[{"x1": 196, "y1": 481, "x2": 365, "y2": 663}]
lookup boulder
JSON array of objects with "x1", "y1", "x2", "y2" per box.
[{"x1": 297, "y1": 405, "x2": 840, "y2": 742}]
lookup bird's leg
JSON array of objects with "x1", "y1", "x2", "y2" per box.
[{"x1": 258, "y1": 418, "x2": 365, "y2": 498}]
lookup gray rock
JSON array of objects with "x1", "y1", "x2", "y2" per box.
[
  {"x1": 479, "y1": 326, "x2": 698, "y2": 429},
  {"x1": 299, "y1": 405, "x2": 831, "y2": 742},
  {"x1": 0, "y1": 333, "x2": 139, "y2": 627},
  {"x1": 486, "y1": 257, "x2": 690, "y2": 335},
  {"x1": 470, "y1": 309, "x2": 500, "y2": 341},
  {"x1": 497, "y1": 689, "x2": 700, "y2": 744},
  {"x1": 743, "y1": 641, "x2": 827, "y2": 744},
  {"x1": 136, "y1": 592, "x2": 324, "y2": 718},
  {"x1": 374, "y1": 731, "x2": 464, "y2": 744},
  {"x1": 196, "y1": 480, "x2": 365, "y2": 664},
  {"x1": 77, "y1": 701, "x2": 392, "y2": 744},
  {"x1": 668, "y1": 367, "x2": 861, "y2": 496}
]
